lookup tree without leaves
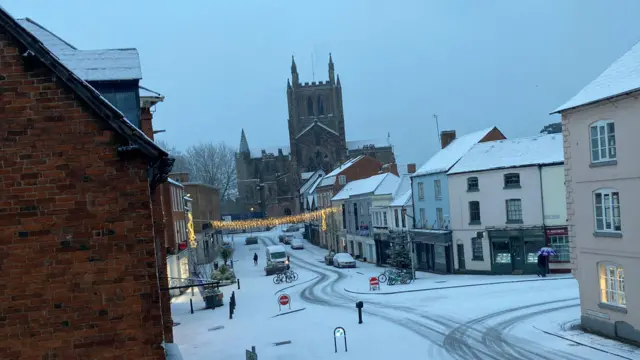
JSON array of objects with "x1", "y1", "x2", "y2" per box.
[{"x1": 155, "y1": 139, "x2": 238, "y2": 200}]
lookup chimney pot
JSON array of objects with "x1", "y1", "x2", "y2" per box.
[{"x1": 440, "y1": 130, "x2": 457, "y2": 149}]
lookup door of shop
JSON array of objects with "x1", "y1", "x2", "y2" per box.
[
  {"x1": 457, "y1": 244, "x2": 465, "y2": 271},
  {"x1": 510, "y1": 236, "x2": 525, "y2": 274}
]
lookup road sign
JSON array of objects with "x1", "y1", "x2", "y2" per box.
[
  {"x1": 277, "y1": 293, "x2": 291, "y2": 311},
  {"x1": 334, "y1": 328, "x2": 344, "y2": 337},
  {"x1": 369, "y1": 276, "x2": 379, "y2": 291}
]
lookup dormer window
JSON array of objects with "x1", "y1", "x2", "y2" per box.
[{"x1": 338, "y1": 175, "x2": 346, "y2": 185}]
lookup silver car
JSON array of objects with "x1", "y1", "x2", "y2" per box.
[
  {"x1": 290, "y1": 238, "x2": 304, "y2": 250},
  {"x1": 333, "y1": 253, "x2": 356, "y2": 268}
]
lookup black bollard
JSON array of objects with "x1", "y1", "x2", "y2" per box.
[
  {"x1": 356, "y1": 301, "x2": 363, "y2": 324},
  {"x1": 231, "y1": 291, "x2": 236, "y2": 310},
  {"x1": 237, "y1": 278, "x2": 240, "y2": 290},
  {"x1": 190, "y1": 298, "x2": 194, "y2": 314},
  {"x1": 229, "y1": 303, "x2": 233, "y2": 319}
]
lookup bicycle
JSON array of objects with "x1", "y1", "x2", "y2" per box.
[
  {"x1": 273, "y1": 269, "x2": 298, "y2": 284},
  {"x1": 377, "y1": 268, "x2": 396, "y2": 283}
]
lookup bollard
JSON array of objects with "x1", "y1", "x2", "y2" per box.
[
  {"x1": 356, "y1": 301, "x2": 363, "y2": 324},
  {"x1": 190, "y1": 298, "x2": 194, "y2": 315},
  {"x1": 191, "y1": 286, "x2": 194, "y2": 296},
  {"x1": 231, "y1": 291, "x2": 236, "y2": 310},
  {"x1": 237, "y1": 278, "x2": 240, "y2": 290},
  {"x1": 229, "y1": 303, "x2": 233, "y2": 319}
]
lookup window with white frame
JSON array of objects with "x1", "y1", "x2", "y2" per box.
[
  {"x1": 383, "y1": 212, "x2": 388, "y2": 226},
  {"x1": 469, "y1": 201, "x2": 481, "y2": 224},
  {"x1": 594, "y1": 188, "x2": 621, "y2": 232},
  {"x1": 338, "y1": 175, "x2": 346, "y2": 185},
  {"x1": 419, "y1": 208, "x2": 426, "y2": 228},
  {"x1": 598, "y1": 263, "x2": 625, "y2": 308},
  {"x1": 418, "y1": 182, "x2": 424, "y2": 200},
  {"x1": 394, "y1": 209, "x2": 399, "y2": 227},
  {"x1": 434, "y1": 179, "x2": 442, "y2": 199},
  {"x1": 505, "y1": 199, "x2": 523, "y2": 223},
  {"x1": 401, "y1": 209, "x2": 407, "y2": 228},
  {"x1": 436, "y1": 208, "x2": 444, "y2": 228},
  {"x1": 549, "y1": 235, "x2": 570, "y2": 262},
  {"x1": 590, "y1": 120, "x2": 616, "y2": 163}
]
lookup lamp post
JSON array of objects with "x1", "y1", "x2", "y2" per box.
[
  {"x1": 401, "y1": 205, "x2": 416, "y2": 280},
  {"x1": 249, "y1": 207, "x2": 254, "y2": 236}
]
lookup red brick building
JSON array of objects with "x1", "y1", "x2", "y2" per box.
[{"x1": 0, "y1": 9, "x2": 174, "y2": 360}]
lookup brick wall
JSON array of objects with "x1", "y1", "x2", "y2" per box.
[{"x1": 0, "y1": 32, "x2": 165, "y2": 359}]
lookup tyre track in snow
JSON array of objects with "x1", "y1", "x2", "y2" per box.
[{"x1": 262, "y1": 235, "x2": 592, "y2": 360}]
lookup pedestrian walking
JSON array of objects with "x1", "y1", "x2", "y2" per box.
[
  {"x1": 537, "y1": 253, "x2": 547, "y2": 277},
  {"x1": 253, "y1": 253, "x2": 258, "y2": 266}
]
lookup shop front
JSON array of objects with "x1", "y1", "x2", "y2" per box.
[
  {"x1": 410, "y1": 230, "x2": 454, "y2": 274},
  {"x1": 374, "y1": 232, "x2": 393, "y2": 266},
  {"x1": 487, "y1": 227, "x2": 545, "y2": 275},
  {"x1": 545, "y1": 227, "x2": 571, "y2": 274}
]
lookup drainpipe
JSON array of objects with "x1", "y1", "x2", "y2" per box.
[
  {"x1": 538, "y1": 165, "x2": 547, "y2": 240},
  {"x1": 410, "y1": 176, "x2": 416, "y2": 228}
]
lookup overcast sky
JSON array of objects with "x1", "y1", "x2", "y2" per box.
[{"x1": 5, "y1": 0, "x2": 640, "y2": 165}]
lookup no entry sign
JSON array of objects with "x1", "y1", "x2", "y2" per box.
[
  {"x1": 277, "y1": 293, "x2": 291, "y2": 311},
  {"x1": 369, "y1": 276, "x2": 379, "y2": 291}
]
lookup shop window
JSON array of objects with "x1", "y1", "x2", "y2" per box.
[
  {"x1": 493, "y1": 241, "x2": 511, "y2": 263},
  {"x1": 549, "y1": 235, "x2": 570, "y2": 262}
]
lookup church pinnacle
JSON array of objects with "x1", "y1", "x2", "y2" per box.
[{"x1": 239, "y1": 128, "x2": 250, "y2": 153}]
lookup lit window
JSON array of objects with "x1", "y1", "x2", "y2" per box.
[
  {"x1": 549, "y1": 236, "x2": 570, "y2": 262},
  {"x1": 598, "y1": 263, "x2": 625, "y2": 307}
]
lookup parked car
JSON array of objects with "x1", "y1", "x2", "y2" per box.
[
  {"x1": 283, "y1": 225, "x2": 298, "y2": 233},
  {"x1": 290, "y1": 238, "x2": 304, "y2": 250},
  {"x1": 324, "y1": 251, "x2": 336, "y2": 265},
  {"x1": 245, "y1": 236, "x2": 259, "y2": 245},
  {"x1": 333, "y1": 253, "x2": 356, "y2": 268}
]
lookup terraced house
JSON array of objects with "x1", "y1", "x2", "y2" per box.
[
  {"x1": 553, "y1": 39, "x2": 640, "y2": 343},
  {"x1": 0, "y1": 8, "x2": 176, "y2": 359}
]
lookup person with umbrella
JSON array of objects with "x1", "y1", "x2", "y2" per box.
[{"x1": 537, "y1": 246, "x2": 556, "y2": 277}]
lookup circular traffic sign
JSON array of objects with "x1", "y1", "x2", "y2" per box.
[
  {"x1": 369, "y1": 277, "x2": 379, "y2": 286},
  {"x1": 278, "y1": 294, "x2": 290, "y2": 306},
  {"x1": 334, "y1": 327, "x2": 345, "y2": 337}
]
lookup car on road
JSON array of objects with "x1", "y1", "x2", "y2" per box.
[
  {"x1": 283, "y1": 225, "x2": 299, "y2": 233},
  {"x1": 279, "y1": 233, "x2": 295, "y2": 244},
  {"x1": 290, "y1": 238, "x2": 304, "y2": 250},
  {"x1": 324, "y1": 251, "x2": 336, "y2": 265},
  {"x1": 333, "y1": 253, "x2": 356, "y2": 268},
  {"x1": 245, "y1": 236, "x2": 259, "y2": 245}
]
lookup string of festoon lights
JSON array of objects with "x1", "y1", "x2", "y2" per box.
[{"x1": 209, "y1": 207, "x2": 339, "y2": 231}]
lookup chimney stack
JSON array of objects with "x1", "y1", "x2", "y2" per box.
[
  {"x1": 407, "y1": 163, "x2": 416, "y2": 174},
  {"x1": 380, "y1": 163, "x2": 399, "y2": 176},
  {"x1": 440, "y1": 130, "x2": 457, "y2": 149}
]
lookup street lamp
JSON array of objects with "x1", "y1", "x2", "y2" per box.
[{"x1": 401, "y1": 205, "x2": 416, "y2": 280}]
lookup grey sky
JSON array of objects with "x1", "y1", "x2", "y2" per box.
[{"x1": 5, "y1": 0, "x2": 640, "y2": 165}]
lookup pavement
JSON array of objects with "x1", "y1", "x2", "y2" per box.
[{"x1": 532, "y1": 315, "x2": 640, "y2": 359}]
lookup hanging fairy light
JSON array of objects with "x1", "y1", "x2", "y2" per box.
[
  {"x1": 321, "y1": 211, "x2": 327, "y2": 232},
  {"x1": 210, "y1": 207, "x2": 339, "y2": 230},
  {"x1": 187, "y1": 212, "x2": 197, "y2": 248}
]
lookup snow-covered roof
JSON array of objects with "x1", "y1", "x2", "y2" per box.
[
  {"x1": 318, "y1": 156, "x2": 364, "y2": 187},
  {"x1": 16, "y1": 18, "x2": 142, "y2": 81},
  {"x1": 250, "y1": 146, "x2": 290, "y2": 158},
  {"x1": 301, "y1": 172, "x2": 314, "y2": 181},
  {"x1": 448, "y1": 134, "x2": 564, "y2": 175},
  {"x1": 347, "y1": 139, "x2": 391, "y2": 150},
  {"x1": 390, "y1": 189, "x2": 412, "y2": 207},
  {"x1": 140, "y1": 86, "x2": 164, "y2": 98},
  {"x1": 332, "y1": 173, "x2": 399, "y2": 201},
  {"x1": 55, "y1": 49, "x2": 142, "y2": 81},
  {"x1": 299, "y1": 170, "x2": 325, "y2": 195},
  {"x1": 167, "y1": 178, "x2": 184, "y2": 187},
  {"x1": 308, "y1": 175, "x2": 324, "y2": 194},
  {"x1": 553, "y1": 41, "x2": 640, "y2": 113},
  {"x1": 296, "y1": 121, "x2": 338, "y2": 139},
  {"x1": 412, "y1": 127, "x2": 498, "y2": 177}
]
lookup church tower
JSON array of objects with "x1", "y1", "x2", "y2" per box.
[{"x1": 287, "y1": 54, "x2": 347, "y2": 174}]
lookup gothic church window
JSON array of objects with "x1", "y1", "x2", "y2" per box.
[
  {"x1": 306, "y1": 97, "x2": 314, "y2": 117},
  {"x1": 318, "y1": 96, "x2": 325, "y2": 116}
]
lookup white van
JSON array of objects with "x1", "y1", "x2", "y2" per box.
[{"x1": 265, "y1": 245, "x2": 288, "y2": 275}]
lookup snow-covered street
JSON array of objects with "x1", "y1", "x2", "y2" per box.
[{"x1": 172, "y1": 230, "x2": 638, "y2": 360}]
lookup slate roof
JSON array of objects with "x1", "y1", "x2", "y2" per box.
[
  {"x1": 318, "y1": 156, "x2": 364, "y2": 188},
  {"x1": 16, "y1": 17, "x2": 142, "y2": 81},
  {"x1": 1, "y1": 7, "x2": 166, "y2": 161},
  {"x1": 553, "y1": 41, "x2": 640, "y2": 113}
]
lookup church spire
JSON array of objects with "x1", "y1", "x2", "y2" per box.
[
  {"x1": 328, "y1": 53, "x2": 335, "y2": 84},
  {"x1": 291, "y1": 55, "x2": 299, "y2": 85},
  {"x1": 239, "y1": 129, "x2": 250, "y2": 153}
]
